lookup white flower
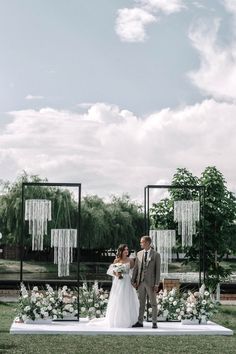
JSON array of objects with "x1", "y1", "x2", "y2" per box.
[
  {"x1": 88, "y1": 307, "x2": 95, "y2": 312},
  {"x1": 96, "y1": 310, "x2": 101, "y2": 315},
  {"x1": 24, "y1": 306, "x2": 30, "y2": 312},
  {"x1": 176, "y1": 308, "x2": 180, "y2": 313},
  {"x1": 169, "y1": 297, "x2": 174, "y2": 302},
  {"x1": 22, "y1": 315, "x2": 28, "y2": 322},
  {"x1": 32, "y1": 286, "x2": 38, "y2": 292},
  {"x1": 173, "y1": 301, "x2": 177, "y2": 306},
  {"x1": 80, "y1": 307, "x2": 86, "y2": 312},
  {"x1": 88, "y1": 299, "x2": 93, "y2": 303},
  {"x1": 202, "y1": 300, "x2": 207, "y2": 305},
  {"x1": 204, "y1": 291, "x2": 209, "y2": 296}
]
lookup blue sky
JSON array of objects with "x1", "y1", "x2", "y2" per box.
[{"x1": 0, "y1": 0, "x2": 236, "y2": 199}]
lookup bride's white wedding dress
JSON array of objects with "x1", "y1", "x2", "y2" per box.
[{"x1": 89, "y1": 262, "x2": 139, "y2": 328}]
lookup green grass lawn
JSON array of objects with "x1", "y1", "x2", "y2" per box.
[{"x1": 0, "y1": 303, "x2": 235, "y2": 354}]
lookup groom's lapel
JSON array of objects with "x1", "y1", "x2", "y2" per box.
[
  {"x1": 138, "y1": 251, "x2": 144, "y2": 265},
  {"x1": 146, "y1": 249, "x2": 153, "y2": 267}
]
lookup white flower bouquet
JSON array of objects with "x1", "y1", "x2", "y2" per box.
[
  {"x1": 107, "y1": 263, "x2": 127, "y2": 279},
  {"x1": 156, "y1": 288, "x2": 182, "y2": 321},
  {"x1": 16, "y1": 283, "x2": 78, "y2": 322},
  {"x1": 180, "y1": 284, "x2": 218, "y2": 323},
  {"x1": 79, "y1": 281, "x2": 109, "y2": 319}
]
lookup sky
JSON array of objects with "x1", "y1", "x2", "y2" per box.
[{"x1": 0, "y1": 0, "x2": 236, "y2": 200}]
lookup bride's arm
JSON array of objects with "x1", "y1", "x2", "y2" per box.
[
  {"x1": 107, "y1": 258, "x2": 120, "y2": 277},
  {"x1": 129, "y1": 258, "x2": 135, "y2": 269}
]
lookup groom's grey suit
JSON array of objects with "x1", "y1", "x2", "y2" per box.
[{"x1": 131, "y1": 248, "x2": 161, "y2": 324}]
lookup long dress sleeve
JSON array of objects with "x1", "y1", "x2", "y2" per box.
[{"x1": 106, "y1": 264, "x2": 115, "y2": 277}]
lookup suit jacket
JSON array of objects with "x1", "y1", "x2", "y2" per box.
[{"x1": 131, "y1": 249, "x2": 161, "y2": 288}]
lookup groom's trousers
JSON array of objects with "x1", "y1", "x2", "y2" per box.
[{"x1": 137, "y1": 281, "x2": 157, "y2": 324}]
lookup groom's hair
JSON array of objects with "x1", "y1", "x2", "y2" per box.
[{"x1": 141, "y1": 235, "x2": 152, "y2": 244}]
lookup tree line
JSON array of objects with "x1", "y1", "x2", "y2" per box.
[{"x1": 0, "y1": 167, "x2": 236, "y2": 289}]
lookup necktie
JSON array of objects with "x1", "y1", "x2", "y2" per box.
[{"x1": 144, "y1": 251, "x2": 148, "y2": 262}]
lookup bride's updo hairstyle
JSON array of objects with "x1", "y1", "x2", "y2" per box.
[{"x1": 116, "y1": 244, "x2": 129, "y2": 260}]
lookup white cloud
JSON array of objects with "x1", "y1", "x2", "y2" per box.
[
  {"x1": 115, "y1": 0, "x2": 186, "y2": 42},
  {"x1": 188, "y1": 3, "x2": 236, "y2": 101},
  {"x1": 0, "y1": 100, "x2": 236, "y2": 199},
  {"x1": 138, "y1": 0, "x2": 186, "y2": 14},
  {"x1": 115, "y1": 7, "x2": 157, "y2": 42},
  {"x1": 25, "y1": 94, "x2": 44, "y2": 100},
  {"x1": 224, "y1": 0, "x2": 236, "y2": 16}
]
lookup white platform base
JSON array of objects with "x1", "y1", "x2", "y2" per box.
[{"x1": 10, "y1": 318, "x2": 233, "y2": 336}]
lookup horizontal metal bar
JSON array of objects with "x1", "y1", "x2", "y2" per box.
[{"x1": 22, "y1": 182, "x2": 81, "y2": 187}]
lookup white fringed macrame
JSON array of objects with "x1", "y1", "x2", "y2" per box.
[
  {"x1": 174, "y1": 200, "x2": 200, "y2": 247},
  {"x1": 25, "y1": 199, "x2": 52, "y2": 251},
  {"x1": 150, "y1": 229, "x2": 176, "y2": 275},
  {"x1": 51, "y1": 229, "x2": 77, "y2": 277}
]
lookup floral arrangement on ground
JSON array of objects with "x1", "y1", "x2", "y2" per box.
[
  {"x1": 147, "y1": 284, "x2": 219, "y2": 323},
  {"x1": 15, "y1": 281, "x2": 109, "y2": 322},
  {"x1": 15, "y1": 282, "x2": 218, "y2": 324}
]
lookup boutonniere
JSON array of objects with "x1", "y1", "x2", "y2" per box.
[{"x1": 146, "y1": 256, "x2": 152, "y2": 263}]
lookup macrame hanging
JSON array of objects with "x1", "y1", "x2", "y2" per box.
[
  {"x1": 174, "y1": 200, "x2": 200, "y2": 247},
  {"x1": 25, "y1": 199, "x2": 51, "y2": 251},
  {"x1": 51, "y1": 229, "x2": 77, "y2": 277},
  {"x1": 51, "y1": 194, "x2": 77, "y2": 277},
  {"x1": 150, "y1": 229, "x2": 176, "y2": 275}
]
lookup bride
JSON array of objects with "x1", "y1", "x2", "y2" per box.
[
  {"x1": 89, "y1": 244, "x2": 139, "y2": 328},
  {"x1": 105, "y1": 244, "x2": 139, "y2": 327}
]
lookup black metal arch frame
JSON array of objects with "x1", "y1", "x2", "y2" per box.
[
  {"x1": 144, "y1": 185, "x2": 206, "y2": 286},
  {"x1": 20, "y1": 182, "x2": 81, "y2": 320}
]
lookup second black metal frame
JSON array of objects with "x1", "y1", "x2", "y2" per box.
[{"x1": 144, "y1": 184, "x2": 205, "y2": 286}]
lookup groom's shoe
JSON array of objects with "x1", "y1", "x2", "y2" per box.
[
  {"x1": 152, "y1": 323, "x2": 158, "y2": 329},
  {"x1": 132, "y1": 322, "x2": 143, "y2": 328}
]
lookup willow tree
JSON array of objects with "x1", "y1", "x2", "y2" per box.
[
  {"x1": 81, "y1": 194, "x2": 143, "y2": 250},
  {"x1": 0, "y1": 173, "x2": 78, "y2": 254}
]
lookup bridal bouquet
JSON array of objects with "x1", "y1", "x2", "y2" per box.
[{"x1": 112, "y1": 263, "x2": 127, "y2": 279}]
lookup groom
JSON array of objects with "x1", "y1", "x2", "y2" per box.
[{"x1": 131, "y1": 235, "x2": 161, "y2": 329}]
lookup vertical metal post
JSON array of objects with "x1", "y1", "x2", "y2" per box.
[
  {"x1": 144, "y1": 187, "x2": 147, "y2": 234},
  {"x1": 20, "y1": 183, "x2": 25, "y2": 283},
  {"x1": 202, "y1": 186, "x2": 206, "y2": 284},
  {"x1": 147, "y1": 187, "x2": 150, "y2": 235},
  {"x1": 77, "y1": 184, "x2": 81, "y2": 321},
  {"x1": 199, "y1": 189, "x2": 202, "y2": 287}
]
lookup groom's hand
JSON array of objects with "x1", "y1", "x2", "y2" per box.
[{"x1": 132, "y1": 282, "x2": 138, "y2": 289}]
